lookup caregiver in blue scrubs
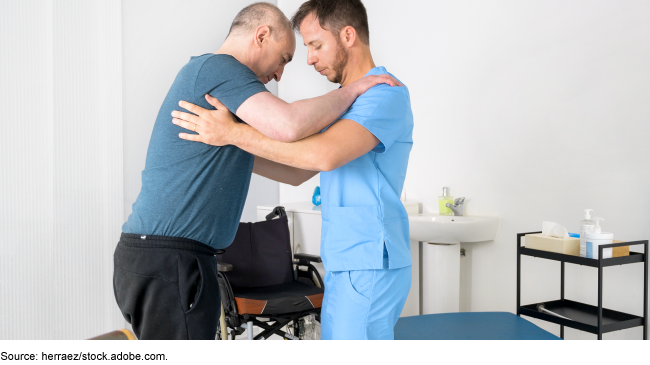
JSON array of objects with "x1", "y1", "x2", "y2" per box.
[{"x1": 172, "y1": 0, "x2": 413, "y2": 340}]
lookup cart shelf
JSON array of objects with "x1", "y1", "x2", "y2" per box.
[
  {"x1": 520, "y1": 299, "x2": 643, "y2": 335},
  {"x1": 519, "y1": 247, "x2": 645, "y2": 267},
  {"x1": 516, "y1": 232, "x2": 648, "y2": 340}
]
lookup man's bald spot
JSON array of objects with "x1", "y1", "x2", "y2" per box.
[{"x1": 228, "y1": 2, "x2": 293, "y2": 40}]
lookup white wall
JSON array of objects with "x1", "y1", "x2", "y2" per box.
[
  {"x1": 0, "y1": 0, "x2": 125, "y2": 340},
  {"x1": 277, "y1": 0, "x2": 650, "y2": 339},
  {"x1": 122, "y1": 0, "x2": 279, "y2": 223}
]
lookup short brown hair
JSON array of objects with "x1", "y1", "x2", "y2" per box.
[{"x1": 291, "y1": 0, "x2": 370, "y2": 45}]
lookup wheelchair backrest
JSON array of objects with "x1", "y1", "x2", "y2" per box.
[{"x1": 216, "y1": 215, "x2": 294, "y2": 288}]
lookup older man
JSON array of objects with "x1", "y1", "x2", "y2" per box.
[
  {"x1": 114, "y1": 2, "x2": 398, "y2": 340},
  {"x1": 173, "y1": 0, "x2": 414, "y2": 340}
]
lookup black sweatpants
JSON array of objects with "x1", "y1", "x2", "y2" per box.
[{"x1": 113, "y1": 233, "x2": 221, "y2": 340}]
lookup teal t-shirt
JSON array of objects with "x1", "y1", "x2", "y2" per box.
[{"x1": 123, "y1": 54, "x2": 268, "y2": 249}]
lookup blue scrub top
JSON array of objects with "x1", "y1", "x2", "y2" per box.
[{"x1": 320, "y1": 66, "x2": 414, "y2": 272}]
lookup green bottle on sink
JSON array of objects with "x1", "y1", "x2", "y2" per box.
[{"x1": 438, "y1": 187, "x2": 454, "y2": 216}]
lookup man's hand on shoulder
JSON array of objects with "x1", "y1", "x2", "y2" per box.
[
  {"x1": 171, "y1": 95, "x2": 243, "y2": 147},
  {"x1": 347, "y1": 74, "x2": 403, "y2": 98}
]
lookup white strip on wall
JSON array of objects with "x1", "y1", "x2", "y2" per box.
[{"x1": 0, "y1": 0, "x2": 125, "y2": 340}]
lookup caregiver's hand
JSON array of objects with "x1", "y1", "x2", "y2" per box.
[{"x1": 172, "y1": 95, "x2": 240, "y2": 147}]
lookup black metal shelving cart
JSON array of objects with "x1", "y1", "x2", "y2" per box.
[{"x1": 516, "y1": 232, "x2": 648, "y2": 340}]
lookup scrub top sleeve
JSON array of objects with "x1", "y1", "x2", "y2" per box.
[{"x1": 340, "y1": 85, "x2": 408, "y2": 153}]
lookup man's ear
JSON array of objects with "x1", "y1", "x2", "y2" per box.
[
  {"x1": 340, "y1": 26, "x2": 357, "y2": 47},
  {"x1": 255, "y1": 25, "x2": 272, "y2": 48}
]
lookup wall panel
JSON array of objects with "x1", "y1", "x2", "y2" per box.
[{"x1": 0, "y1": 0, "x2": 124, "y2": 340}]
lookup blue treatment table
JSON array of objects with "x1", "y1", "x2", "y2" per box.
[{"x1": 394, "y1": 312, "x2": 561, "y2": 340}]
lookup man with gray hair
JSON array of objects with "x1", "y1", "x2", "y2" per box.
[{"x1": 113, "y1": 2, "x2": 398, "y2": 340}]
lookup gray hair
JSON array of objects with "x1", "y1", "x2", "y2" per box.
[{"x1": 228, "y1": 2, "x2": 292, "y2": 39}]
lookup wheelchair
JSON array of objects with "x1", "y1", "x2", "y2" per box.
[{"x1": 216, "y1": 207, "x2": 324, "y2": 340}]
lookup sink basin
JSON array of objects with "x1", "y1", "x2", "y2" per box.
[{"x1": 408, "y1": 214, "x2": 500, "y2": 244}]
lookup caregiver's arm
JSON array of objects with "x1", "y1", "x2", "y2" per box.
[
  {"x1": 173, "y1": 97, "x2": 379, "y2": 172},
  {"x1": 224, "y1": 74, "x2": 399, "y2": 143},
  {"x1": 234, "y1": 119, "x2": 377, "y2": 171}
]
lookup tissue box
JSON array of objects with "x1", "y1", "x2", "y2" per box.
[{"x1": 525, "y1": 234, "x2": 580, "y2": 256}]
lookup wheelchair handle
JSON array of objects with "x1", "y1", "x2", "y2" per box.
[{"x1": 265, "y1": 206, "x2": 287, "y2": 221}]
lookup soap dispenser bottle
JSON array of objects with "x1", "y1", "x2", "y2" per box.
[
  {"x1": 579, "y1": 209, "x2": 595, "y2": 257},
  {"x1": 438, "y1": 187, "x2": 454, "y2": 216},
  {"x1": 585, "y1": 218, "x2": 613, "y2": 259}
]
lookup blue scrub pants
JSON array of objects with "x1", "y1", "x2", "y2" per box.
[{"x1": 320, "y1": 266, "x2": 411, "y2": 340}]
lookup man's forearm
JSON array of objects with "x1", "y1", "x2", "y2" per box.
[
  {"x1": 253, "y1": 157, "x2": 319, "y2": 186},
  {"x1": 236, "y1": 74, "x2": 400, "y2": 143},
  {"x1": 283, "y1": 86, "x2": 358, "y2": 140},
  {"x1": 237, "y1": 86, "x2": 358, "y2": 143}
]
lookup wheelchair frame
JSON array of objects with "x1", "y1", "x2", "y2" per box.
[{"x1": 216, "y1": 253, "x2": 324, "y2": 340}]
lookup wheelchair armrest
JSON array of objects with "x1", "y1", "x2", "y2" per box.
[
  {"x1": 217, "y1": 261, "x2": 233, "y2": 272},
  {"x1": 294, "y1": 253, "x2": 322, "y2": 264}
]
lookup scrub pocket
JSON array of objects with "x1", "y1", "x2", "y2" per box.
[
  {"x1": 345, "y1": 270, "x2": 372, "y2": 306},
  {"x1": 323, "y1": 205, "x2": 384, "y2": 270},
  {"x1": 322, "y1": 270, "x2": 372, "y2": 340}
]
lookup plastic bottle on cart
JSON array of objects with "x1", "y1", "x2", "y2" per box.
[
  {"x1": 579, "y1": 209, "x2": 595, "y2": 257},
  {"x1": 585, "y1": 218, "x2": 613, "y2": 259}
]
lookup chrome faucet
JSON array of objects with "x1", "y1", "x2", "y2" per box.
[{"x1": 446, "y1": 197, "x2": 465, "y2": 216}]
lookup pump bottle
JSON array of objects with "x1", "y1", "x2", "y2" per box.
[
  {"x1": 438, "y1": 187, "x2": 453, "y2": 216},
  {"x1": 579, "y1": 209, "x2": 595, "y2": 257},
  {"x1": 585, "y1": 218, "x2": 613, "y2": 259}
]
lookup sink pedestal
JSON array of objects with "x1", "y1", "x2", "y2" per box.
[
  {"x1": 406, "y1": 212, "x2": 499, "y2": 315},
  {"x1": 420, "y1": 242, "x2": 460, "y2": 314}
]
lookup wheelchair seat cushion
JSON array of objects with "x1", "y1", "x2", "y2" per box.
[{"x1": 232, "y1": 281, "x2": 324, "y2": 315}]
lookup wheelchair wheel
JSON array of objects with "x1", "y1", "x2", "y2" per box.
[{"x1": 216, "y1": 304, "x2": 228, "y2": 340}]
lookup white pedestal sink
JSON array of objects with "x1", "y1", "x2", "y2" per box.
[{"x1": 408, "y1": 213, "x2": 500, "y2": 314}]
